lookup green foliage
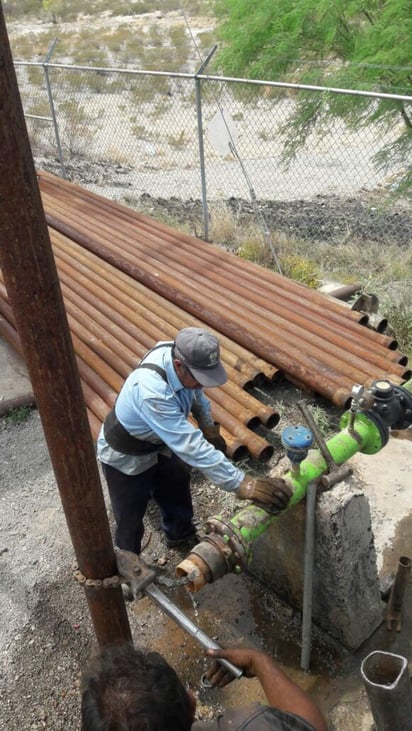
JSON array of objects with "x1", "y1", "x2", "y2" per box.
[
  {"x1": 385, "y1": 300, "x2": 412, "y2": 357},
  {"x1": 238, "y1": 238, "x2": 274, "y2": 267},
  {"x1": 3, "y1": 0, "x2": 42, "y2": 17},
  {"x1": 213, "y1": 0, "x2": 412, "y2": 193},
  {"x1": 42, "y1": 0, "x2": 63, "y2": 23},
  {"x1": 304, "y1": 403, "x2": 336, "y2": 437},
  {"x1": 58, "y1": 100, "x2": 97, "y2": 156},
  {"x1": 168, "y1": 130, "x2": 186, "y2": 148},
  {"x1": 5, "y1": 405, "x2": 33, "y2": 424},
  {"x1": 280, "y1": 254, "x2": 320, "y2": 288}
]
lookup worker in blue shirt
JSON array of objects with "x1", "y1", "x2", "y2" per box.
[{"x1": 97, "y1": 327, "x2": 291, "y2": 554}]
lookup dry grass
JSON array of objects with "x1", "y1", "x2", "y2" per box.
[{"x1": 198, "y1": 204, "x2": 412, "y2": 357}]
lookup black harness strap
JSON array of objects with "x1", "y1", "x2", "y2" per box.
[{"x1": 103, "y1": 357, "x2": 169, "y2": 456}]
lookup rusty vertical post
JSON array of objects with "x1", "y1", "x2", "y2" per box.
[{"x1": 0, "y1": 6, "x2": 131, "y2": 646}]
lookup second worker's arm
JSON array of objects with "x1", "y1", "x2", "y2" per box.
[{"x1": 205, "y1": 647, "x2": 328, "y2": 731}]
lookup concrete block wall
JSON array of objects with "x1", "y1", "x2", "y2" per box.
[{"x1": 249, "y1": 482, "x2": 384, "y2": 650}]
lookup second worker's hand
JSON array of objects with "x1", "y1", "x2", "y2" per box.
[{"x1": 204, "y1": 647, "x2": 260, "y2": 688}]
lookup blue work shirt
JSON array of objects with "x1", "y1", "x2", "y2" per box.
[{"x1": 97, "y1": 342, "x2": 244, "y2": 491}]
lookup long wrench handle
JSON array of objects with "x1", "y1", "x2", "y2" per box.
[{"x1": 145, "y1": 584, "x2": 243, "y2": 679}]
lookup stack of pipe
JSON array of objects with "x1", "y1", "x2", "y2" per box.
[
  {"x1": 0, "y1": 233, "x2": 280, "y2": 461},
  {"x1": 37, "y1": 171, "x2": 410, "y2": 409}
]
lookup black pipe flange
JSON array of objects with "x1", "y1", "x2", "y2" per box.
[{"x1": 370, "y1": 380, "x2": 412, "y2": 430}]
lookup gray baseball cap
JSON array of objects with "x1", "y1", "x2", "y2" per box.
[{"x1": 174, "y1": 327, "x2": 227, "y2": 387}]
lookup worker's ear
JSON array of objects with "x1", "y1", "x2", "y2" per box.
[
  {"x1": 186, "y1": 688, "x2": 197, "y2": 720},
  {"x1": 174, "y1": 358, "x2": 185, "y2": 376}
]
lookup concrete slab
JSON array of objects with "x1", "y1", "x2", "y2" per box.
[{"x1": 0, "y1": 335, "x2": 33, "y2": 415}]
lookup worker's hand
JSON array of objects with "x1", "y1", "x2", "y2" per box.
[
  {"x1": 237, "y1": 476, "x2": 293, "y2": 514},
  {"x1": 202, "y1": 422, "x2": 227, "y2": 454},
  {"x1": 204, "y1": 647, "x2": 265, "y2": 688}
]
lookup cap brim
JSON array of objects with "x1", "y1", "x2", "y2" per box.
[{"x1": 190, "y1": 361, "x2": 228, "y2": 388}]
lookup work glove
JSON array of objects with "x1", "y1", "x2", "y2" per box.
[
  {"x1": 237, "y1": 476, "x2": 293, "y2": 514},
  {"x1": 202, "y1": 422, "x2": 227, "y2": 454}
]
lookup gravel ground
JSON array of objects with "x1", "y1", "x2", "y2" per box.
[
  {"x1": 0, "y1": 402, "x2": 317, "y2": 731},
  {"x1": 1, "y1": 380, "x2": 412, "y2": 730},
  {"x1": 35, "y1": 153, "x2": 412, "y2": 248}
]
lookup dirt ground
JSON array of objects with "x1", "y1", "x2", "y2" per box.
[
  {"x1": 34, "y1": 151, "x2": 412, "y2": 249},
  {"x1": 1, "y1": 335, "x2": 412, "y2": 731}
]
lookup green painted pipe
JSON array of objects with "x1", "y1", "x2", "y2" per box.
[{"x1": 216, "y1": 411, "x2": 385, "y2": 550}]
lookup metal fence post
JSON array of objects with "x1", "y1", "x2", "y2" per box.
[
  {"x1": 195, "y1": 46, "x2": 217, "y2": 241},
  {"x1": 42, "y1": 38, "x2": 67, "y2": 179}
]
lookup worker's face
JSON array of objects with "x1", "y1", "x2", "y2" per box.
[{"x1": 174, "y1": 360, "x2": 202, "y2": 389}]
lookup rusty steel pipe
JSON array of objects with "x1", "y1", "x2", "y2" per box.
[
  {"x1": 64, "y1": 297, "x2": 141, "y2": 372},
  {"x1": 0, "y1": 305, "x2": 255, "y2": 462},
  {"x1": 66, "y1": 297, "x2": 277, "y2": 430},
  {"x1": 52, "y1": 239, "x2": 272, "y2": 386},
  {"x1": 0, "y1": 14, "x2": 131, "y2": 647},
  {"x1": 52, "y1": 231, "x2": 278, "y2": 384},
  {"x1": 76, "y1": 353, "x2": 266, "y2": 462},
  {"x1": 67, "y1": 312, "x2": 132, "y2": 380},
  {"x1": 218, "y1": 432, "x2": 249, "y2": 462},
  {"x1": 0, "y1": 298, "x2": 24, "y2": 355},
  {"x1": 54, "y1": 250, "x2": 266, "y2": 388},
  {"x1": 39, "y1": 178, "x2": 371, "y2": 332},
  {"x1": 40, "y1": 183, "x2": 398, "y2": 351},
  {"x1": 44, "y1": 194, "x2": 374, "y2": 348},
  {"x1": 44, "y1": 218, "x2": 367, "y2": 403},
  {"x1": 208, "y1": 380, "x2": 279, "y2": 428},
  {"x1": 39, "y1": 176, "x2": 402, "y2": 362},
  {"x1": 0, "y1": 287, "x2": 270, "y2": 460},
  {"x1": 88, "y1": 217, "x2": 405, "y2": 374},
  {"x1": 60, "y1": 308, "x2": 276, "y2": 459},
  {"x1": 71, "y1": 334, "x2": 124, "y2": 394},
  {"x1": 0, "y1": 243, "x2": 404, "y2": 412},
  {"x1": 206, "y1": 401, "x2": 274, "y2": 461},
  {"x1": 71, "y1": 318, "x2": 263, "y2": 430},
  {"x1": 325, "y1": 283, "x2": 362, "y2": 301},
  {"x1": 87, "y1": 408, "x2": 103, "y2": 442},
  {"x1": 45, "y1": 206, "x2": 407, "y2": 388},
  {"x1": 38, "y1": 175, "x2": 409, "y2": 405},
  {"x1": 58, "y1": 271, "x2": 273, "y2": 428},
  {"x1": 80, "y1": 378, "x2": 114, "y2": 424},
  {"x1": 187, "y1": 418, "x2": 249, "y2": 462},
  {"x1": 62, "y1": 283, "x2": 256, "y2": 393},
  {"x1": 53, "y1": 252, "x2": 280, "y2": 417}
]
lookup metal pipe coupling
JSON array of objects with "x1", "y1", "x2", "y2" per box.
[{"x1": 176, "y1": 518, "x2": 248, "y2": 592}]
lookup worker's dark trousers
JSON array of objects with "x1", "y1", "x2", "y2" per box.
[{"x1": 102, "y1": 454, "x2": 194, "y2": 553}]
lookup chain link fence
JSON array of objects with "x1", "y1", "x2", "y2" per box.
[{"x1": 14, "y1": 60, "x2": 412, "y2": 247}]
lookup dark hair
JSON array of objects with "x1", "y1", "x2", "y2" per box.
[{"x1": 81, "y1": 643, "x2": 193, "y2": 731}]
